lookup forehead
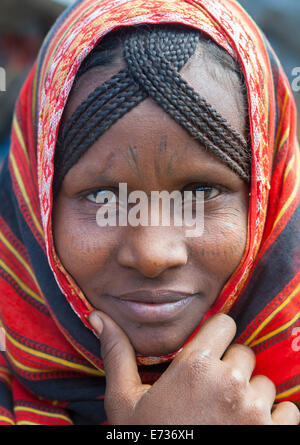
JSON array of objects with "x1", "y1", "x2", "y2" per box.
[{"x1": 62, "y1": 99, "x2": 247, "y2": 198}]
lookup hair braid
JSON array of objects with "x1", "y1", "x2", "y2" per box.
[
  {"x1": 148, "y1": 30, "x2": 250, "y2": 163},
  {"x1": 124, "y1": 30, "x2": 250, "y2": 180},
  {"x1": 62, "y1": 70, "x2": 130, "y2": 146}
]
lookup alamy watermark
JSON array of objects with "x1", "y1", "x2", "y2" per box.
[
  {"x1": 0, "y1": 328, "x2": 6, "y2": 351},
  {"x1": 95, "y1": 183, "x2": 205, "y2": 238},
  {"x1": 291, "y1": 327, "x2": 300, "y2": 352},
  {"x1": 291, "y1": 67, "x2": 300, "y2": 92},
  {"x1": 0, "y1": 67, "x2": 6, "y2": 92}
]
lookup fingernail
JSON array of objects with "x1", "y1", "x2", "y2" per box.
[{"x1": 89, "y1": 312, "x2": 103, "y2": 335}]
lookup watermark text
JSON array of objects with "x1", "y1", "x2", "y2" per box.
[
  {"x1": 0, "y1": 67, "x2": 6, "y2": 92},
  {"x1": 291, "y1": 327, "x2": 300, "y2": 352},
  {"x1": 291, "y1": 67, "x2": 300, "y2": 92},
  {"x1": 95, "y1": 183, "x2": 205, "y2": 238},
  {"x1": 0, "y1": 328, "x2": 6, "y2": 351}
]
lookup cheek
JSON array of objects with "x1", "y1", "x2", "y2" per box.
[
  {"x1": 52, "y1": 200, "x2": 119, "y2": 282},
  {"x1": 190, "y1": 205, "x2": 248, "y2": 285}
]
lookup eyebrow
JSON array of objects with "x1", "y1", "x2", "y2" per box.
[
  {"x1": 79, "y1": 145, "x2": 144, "y2": 186},
  {"x1": 77, "y1": 137, "x2": 243, "y2": 188},
  {"x1": 79, "y1": 152, "x2": 117, "y2": 184}
]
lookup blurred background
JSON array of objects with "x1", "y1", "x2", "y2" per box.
[{"x1": 0, "y1": 0, "x2": 299, "y2": 166}]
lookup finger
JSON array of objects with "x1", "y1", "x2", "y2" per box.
[
  {"x1": 177, "y1": 313, "x2": 237, "y2": 360},
  {"x1": 249, "y1": 375, "x2": 276, "y2": 407},
  {"x1": 222, "y1": 343, "x2": 256, "y2": 381},
  {"x1": 89, "y1": 311, "x2": 143, "y2": 396},
  {"x1": 271, "y1": 401, "x2": 300, "y2": 425}
]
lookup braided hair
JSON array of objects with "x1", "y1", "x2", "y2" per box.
[{"x1": 53, "y1": 25, "x2": 250, "y2": 198}]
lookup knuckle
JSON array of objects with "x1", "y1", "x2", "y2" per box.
[
  {"x1": 212, "y1": 366, "x2": 247, "y2": 412},
  {"x1": 229, "y1": 343, "x2": 256, "y2": 360},
  {"x1": 252, "y1": 397, "x2": 268, "y2": 415},
  {"x1": 219, "y1": 366, "x2": 248, "y2": 409},
  {"x1": 224, "y1": 366, "x2": 248, "y2": 393},
  {"x1": 182, "y1": 349, "x2": 212, "y2": 382},
  {"x1": 279, "y1": 401, "x2": 298, "y2": 411},
  {"x1": 268, "y1": 379, "x2": 276, "y2": 395},
  {"x1": 215, "y1": 313, "x2": 237, "y2": 332},
  {"x1": 254, "y1": 374, "x2": 276, "y2": 395},
  {"x1": 247, "y1": 399, "x2": 270, "y2": 424},
  {"x1": 278, "y1": 401, "x2": 300, "y2": 417},
  {"x1": 261, "y1": 374, "x2": 275, "y2": 386}
]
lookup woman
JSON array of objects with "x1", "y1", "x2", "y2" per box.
[{"x1": 0, "y1": 0, "x2": 299, "y2": 425}]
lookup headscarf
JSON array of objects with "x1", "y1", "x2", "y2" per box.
[{"x1": 0, "y1": 0, "x2": 299, "y2": 425}]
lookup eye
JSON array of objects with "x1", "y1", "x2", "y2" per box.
[
  {"x1": 85, "y1": 188, "x2": 118, "y2": 204},
  {"x1": 194, "y1": 185, "x2": 220, "y2": 200},
  {"x1": 183, "y1": 184, "x2": 222, "y2": 201}
]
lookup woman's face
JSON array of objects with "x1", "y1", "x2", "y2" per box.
[{"x1": 53, "y1": 49, "x2": 249, "y2": 357}]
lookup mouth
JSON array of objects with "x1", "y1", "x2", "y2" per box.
[{"x1": 108, "y1": 289, "x2": 199, "y2": 323}]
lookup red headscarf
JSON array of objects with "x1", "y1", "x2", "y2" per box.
[{"x1": 0, "y1": 0, "x2": 299, "y2": 425}]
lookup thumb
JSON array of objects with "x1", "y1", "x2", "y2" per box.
[{"x1": 89, "y1": 310, "x2": 142, "y2": 396}]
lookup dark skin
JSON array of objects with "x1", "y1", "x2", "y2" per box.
[{"x1": 53, "y1": 49, "x2": 300, "y2": 424}]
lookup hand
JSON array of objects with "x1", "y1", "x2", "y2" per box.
[{"x1": 89, "y1": 311, "x2": 300, "y2": 425}]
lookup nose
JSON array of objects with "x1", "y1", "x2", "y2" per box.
[{"x1": 117, "y1": 227, "x2": 188, "y2": 278}]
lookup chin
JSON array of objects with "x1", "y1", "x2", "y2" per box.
[
  {"x1": 128, "y1": 329, "x2": 185, "y2": 358},
  {"x1": 135, "y1": 346, "x2": 176, "y2": 357}
]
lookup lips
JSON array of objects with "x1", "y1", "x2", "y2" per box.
[
  {"x1": 117, "y1": 289, "x2": 194, "y2": 303},
  {"x1": 109, "y1": 289, "x2": 198, "y2": 323}
]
